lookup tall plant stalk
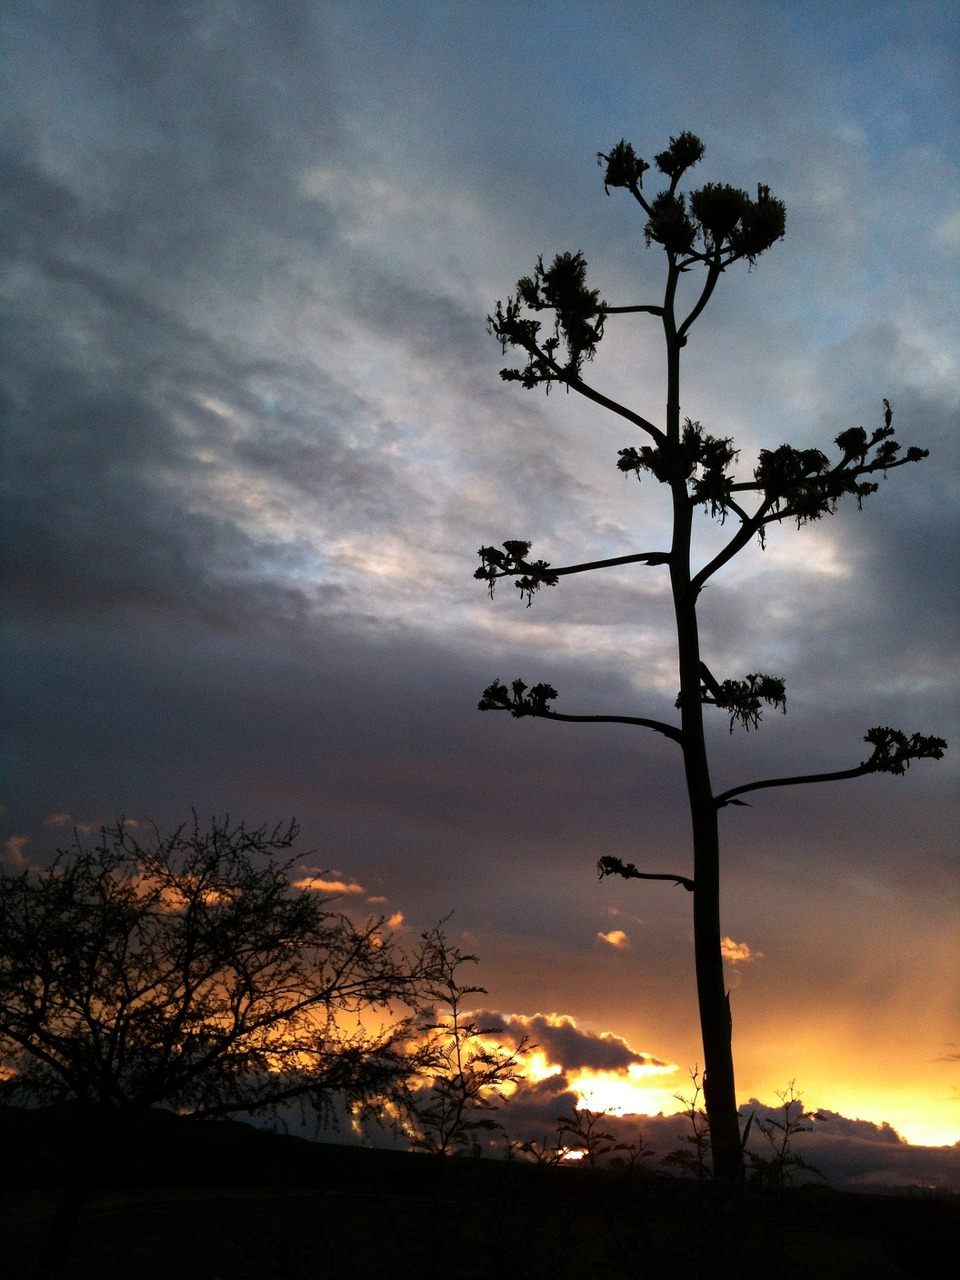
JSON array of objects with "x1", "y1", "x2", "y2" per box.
[{"x1": 474, "y1": 132, "x2": 945, "y2": 1181}]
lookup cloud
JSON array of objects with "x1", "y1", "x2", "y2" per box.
[
  {"x1": 810, "y1": 1109, "x2": 906, "y2": 1145},
  {"x1": 473, "y1": 1011, "x2": 667, "y2": 1074},
  {"x1": 504, "y1": 1092, "x2": 960, "y2": 1192},
  {"x1": 2, "y1": 836, "x2": 30, "y2": 867},
  {"x1": 292, "y1": 876, "x2": 366, "y2": 896},
  {"x1": 785, "y1": 1117, "x2": 960, "y2": 1193},
  {"x1": 597, "y1": 930, "x2": 629, "y2": 949},
  {"x1": 492, "y1": 1074, "x2": 583, "y2": 1144},
  {"x1": 43, "y1": 813, "x2": 72, "y2": 827},
  {"x1": 350, "y1": 1072, "x2": 960, "y2": 1194},
  {"x1": 721, "y1": 937, "x2": 763, "y2": 965}
]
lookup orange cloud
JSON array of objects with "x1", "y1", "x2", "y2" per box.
[
  {"x1": 721, "y1": 936, "x2": 763, "y2": 964},
  {"x1": 292, "y1": 875, "x2": 365, "y2": 895},
  {"x1": 597, "y1": 929, "x2": 629, "y2": 949},
  {"x1": 3, "y1": 835, "x2": 30, "y2": 867},
  {"x1": 385, "y1": 912, "x2": 404, "y2": 929},
  {"x1": 44, "y1": 812, "x2": 72, "y2": 827}
]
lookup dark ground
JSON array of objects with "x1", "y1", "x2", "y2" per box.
[{"x1": 1, "y1": 1105, "x2": 956, "y2": 1279}]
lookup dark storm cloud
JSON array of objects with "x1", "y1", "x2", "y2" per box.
[
  {"x1": 855, "y1": 439, "x2": 960, "y2": 672},
  {"x1": 1, "y1": 605, "x2": 685, "y2": 871},
  {"x1": 0, "y1": 283, "x2": 378, "y2": 630},
  {"x1": 1, "y1": 5, "x2": 342, "y2": 348},
  {"x1": 0, "y1": 126, "x2": 424, "y2": 630},
  {"x1": 1, "y1": 7, "x2": 346, "y2": 622},
  {"x1": 776, "y1": 1123, "x2": 960, "y2": 1193},
  {"x1": 527, "y1": 1104, "x2": 960, "y2": 1193},
  {"x1": 810, "y1": 1109, "x2": 905, "y2": 1145},
  {"x1": 489, "y1": 1074, "x2": 582, "y2": 1146},
  {"x1": 473, "y1": 1011, "x2": 668, "y2": 1072},
  {"x1": 690, "y1": 391, "x2": 959, "y2": 701},
  {"x1": 346, "y1": 260, "x2": 491, "y2": 375},
  {"x1": 0, "y1": 0, "x2": 592, "y2": 645},
  {"x1": 1, "y1": 1, "x2": 341, "y2": 265}
]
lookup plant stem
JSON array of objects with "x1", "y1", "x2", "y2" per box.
[{"x1": 664, "y1": 272, "x2": 744, "y2": 1182}]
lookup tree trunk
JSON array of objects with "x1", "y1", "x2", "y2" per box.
[
  {"x1": 678, "y1": 612, "x2": 745, "y2": 1183},
  {"x1": 691, "y1": 805, "x2": 744, "y2": 1181},
  {"x1": 666, "y1": 316, "x2": 744, "y2": 1183},
  {"x1": 33, "y1": 1112, "x2": 114, "y2": 1278},
  {"x1": 34, "y1": 1179, "x2": 93, "y2": 1279}
]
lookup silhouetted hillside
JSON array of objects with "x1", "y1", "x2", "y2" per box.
[{"x1": 1, "y1": 1103, "x2": 957, "y2": 1279}]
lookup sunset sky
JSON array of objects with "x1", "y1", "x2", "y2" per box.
[{"x1": 2, "y1": 1, "x2": 958, "y2": 1168}]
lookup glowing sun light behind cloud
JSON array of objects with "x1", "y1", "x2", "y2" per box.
[{"x1": 569, "y1": 1063, "x2": 681, "y2": 1118}]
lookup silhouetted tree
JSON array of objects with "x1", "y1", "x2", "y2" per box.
[
  {"x1": 0, "y1": 815, "x2": 443, "y2": 1273},
  {"x1": 397, "y1": 930, "x2": 529, "y2": 1156},
  {"x1": 745, "y1": 1081, "x2": 823, "y2": 1188},
  {"x1": 554, "y1": 1104, "x2": 650, "y2": 1171},
  {"x1": 474, "y1": 132, "x2": 946, "y2": 1182},
  {"x1": 662, "y1": 1065, "x2": 712, "y2": 1181}
]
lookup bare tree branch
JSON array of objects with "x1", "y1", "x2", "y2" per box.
[
  {"x1": 716, "y1": 727, "x2": 947, "y2": 808},
  {"x1": 478, "y1": 679, "x2": 683, "y2": 744},
  {"x1": 598, "y1": 856, "x2": 694, "y2": 892}
]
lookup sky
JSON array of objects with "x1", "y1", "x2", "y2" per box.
[{"x1": 1, "y1": 0, "x2": 958, "y2": 1180}]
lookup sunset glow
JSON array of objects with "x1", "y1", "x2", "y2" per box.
[
  {"x1": 568, "y1": 1067, "x2": 681, "y2": 1121},
  {"x1": 499, "y1": 1030, "x2": 960, "y2": 1148}
]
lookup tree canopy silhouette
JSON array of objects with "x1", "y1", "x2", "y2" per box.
[
  {"x1": 474, "y1": 132, "x2": 946, "y2": 1182},
  {"x1": 0, "y1": 814, "x2": 444, "y2": 1272}
]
